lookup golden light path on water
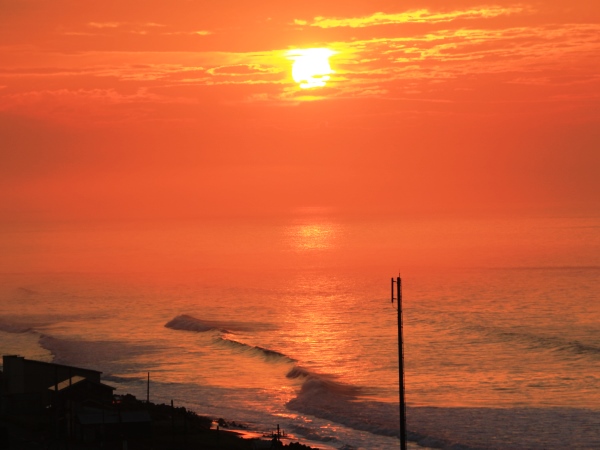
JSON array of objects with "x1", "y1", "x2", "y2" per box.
[{"x1": 291, "y1": 223, "x2": 335, "y2": 250}]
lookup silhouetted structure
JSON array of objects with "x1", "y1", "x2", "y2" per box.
[
  {"x1": 0, "y1": 355, "x2": 153, "y2": 445},
  {"x1": 1, "y1": 355, "x2": 103, "y2": 414}
]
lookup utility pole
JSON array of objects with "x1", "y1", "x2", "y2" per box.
[{"x1": 392, "y1": 276, "x2": 407, "y2": 450}]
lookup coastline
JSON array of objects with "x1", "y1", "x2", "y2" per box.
[{"x1": 0, "y1": 392, "x2": 319, "y2": 450}]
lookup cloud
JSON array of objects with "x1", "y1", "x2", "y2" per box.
[
  {"x1": 285, "y1": 21, "x2": 600, "y2": 105},
  {"x1": 0, "y1": 87, "x2": 197, "y2": 125},
  {"x1": 0, "y1": 87, "x2": 155, "y2": 108},
  {"x1": 207, "y1": 64, "x2": 279, "y2": 76},
  {"x1": 1, "y1": 18, "x2": 598, "y2": 116},
  {"x1": 88, "y1": 22, "x2": 124, "y2": 29},
  {"x1": 87, "y1": 21, "x2": 166, "y2": 29},
  {"x1": 163, "y1": 30, "x2": 212, "y2": 36},
  {"x1": 0, "y1": 63, "x2": 201, "y2": 82},
  {"x1": 84, "y1": 21, "x2": 173, "y2": 36},
  {"x1": 299, "y1": 6, "x2": 528, "y2": 29},
  {"x1": 337, "y1": 23, "x2": 600, "y2": 73}
]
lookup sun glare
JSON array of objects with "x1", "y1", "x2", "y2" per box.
[{"x1": 287, "y1": 48, "x2": 335, "y2": 89}]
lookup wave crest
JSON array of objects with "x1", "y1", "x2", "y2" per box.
[
  {"x1": 165, "y1": 314, "x2": 229, "y2": 333},
  {"x1": 215, "y1": 337, "x2": 297, "y2": 363},
  {"x1": 165, "y1": 314, "x2": 270, "y2": 334}
]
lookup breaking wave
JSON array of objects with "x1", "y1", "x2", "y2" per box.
[
  {"x1": 286, "y1": 366, "x2": 600, "y2": 450},
  {"x1": 165, "y1": 314, "x2": 230, "y2": 333},
  {"x1": 166, "y1": 315, "x2": 293, "y2": 364},
  {"x1": 286, "y1": 372, "x2": 399, "y2": 439},
  {"x1": 165, "y1": 314, "x2": 270, "y2": 334},
  {"x1": 215, "y1": 336, "x2": 296, "y2": 363},
  {"x1": 286, "y1": 366, "x2": 363, "y2": 397},
  {"x1": 286, "y1": 366, "x2": 494, "y2": 448}
]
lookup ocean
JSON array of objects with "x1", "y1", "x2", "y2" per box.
[{"x1": 1, "y1": 213, "x2": 599, "y2": 449}]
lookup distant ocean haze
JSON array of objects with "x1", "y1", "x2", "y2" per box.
[{"x1": 0, "y1": 215, "x2": 597, "y2": 273}]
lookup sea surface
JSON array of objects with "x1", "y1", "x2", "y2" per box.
[{"x1": 1, "y1": 213, "x2": 599, "y2": 449}]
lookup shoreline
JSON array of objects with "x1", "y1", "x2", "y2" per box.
[{"x1": 0, "y1": 392, "x2": 320, "y2": 450}]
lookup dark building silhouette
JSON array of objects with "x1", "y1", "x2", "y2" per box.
[
  {"x1": 1, "y1": 355, "x2": 152, "y2": 444},
  {"x1": 1, "y1": 355, "x2": 104, "y2": 414},
  {"x1": 0, "y1": 355, "x2": 106, "y2": 413}
]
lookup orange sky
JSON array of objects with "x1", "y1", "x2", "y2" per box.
[{"x1": 1, "y1": 0, "x2": 599, "y2": 222}]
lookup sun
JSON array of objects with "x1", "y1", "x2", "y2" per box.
[{"x1": 287, "y1": 48, "x2": 335, "y2": 89}]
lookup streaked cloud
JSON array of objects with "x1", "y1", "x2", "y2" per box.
[
  {"x1": 88, "y1": 22, "x2": 166, "y2": 29},
  {"x1": 299, "y1": 6, "x2": 528, "y2": 29},
  {"x1": 207, "y1": 64, "x2": 281, "y2": 77},
  {"x1": 1, "y1": 6, "x2": 598, "y2": 118},
  {"x1": 0, "y1": 87, "x2": 173, "y2": 109},
  {"x1": 0, "y1": 87, "x2": 198, "y2": 126},
  {"x1": 88, "y1": 22, "x2": 124, "y2": 29},
  {"x1": 66, "y1": 27, "x2": 212, "y2": 38},
  {"x1": 163, "y1": 30, "x2": 212, "y2": 36},
  {"x1": 324, "y1": 22, "x2": 600, "y2": 97}
]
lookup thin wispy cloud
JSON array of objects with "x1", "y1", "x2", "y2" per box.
[
  {"x1": 1, "y1": 4, "x2": 597, "y2": 118},
  {"x1": 163, "y1": 30, "x2": 213, "y2": 36},
  {"x1": 296, "y1": 6, "x2": 528, "y2": 29},
  {"x1": 88, "y1": 22, "x2": 124, "y2": 29},
  {"x1": 88, "y1": 22, "x2": 166, "y2": 29}
]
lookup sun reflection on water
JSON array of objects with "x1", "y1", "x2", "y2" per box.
[
  {"x1": 292, "y1": 224, "x2": 335, "y2": 250},
  {"x1": 284, "y1": 207, "x2": 341, "y2": 252}
]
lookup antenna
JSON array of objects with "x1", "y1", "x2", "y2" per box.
[{"x1": 391, "y1": 275, "x2": 407, "y2": 450}]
